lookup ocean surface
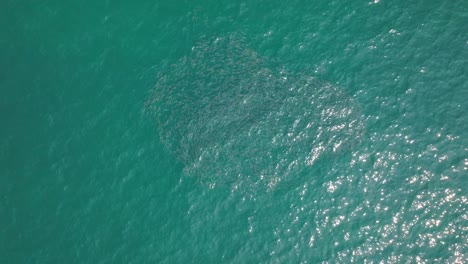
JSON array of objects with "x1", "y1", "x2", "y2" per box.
[{"x1": 1, "y1": 0, "x2": 467, "y2": 263}]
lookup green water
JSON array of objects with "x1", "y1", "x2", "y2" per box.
[{"x1": 1, "y1": 0, "x2": 467, "y2": 263}]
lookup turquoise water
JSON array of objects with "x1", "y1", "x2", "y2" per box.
[{"x1": 1, "y1": 0, "x2": 467, "y2": 263}]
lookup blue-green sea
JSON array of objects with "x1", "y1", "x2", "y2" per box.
[{"x1": 1, "y1": 0, "x2": 467, "y2": 263}]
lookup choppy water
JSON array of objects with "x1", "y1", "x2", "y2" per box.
[{"x1": 1, "y1": 0, "x2": 467, "y2": 263}]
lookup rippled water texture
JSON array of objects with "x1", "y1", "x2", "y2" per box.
[
  {"x1": 3, "y1": 0, "x2": 467, "y2": 262},
  {"x1": 148, "y1": 35, "x2": 366, "y2": 191},
  {"x1": 149, "y1": 35, "x2": 467, "y2": 262}
]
